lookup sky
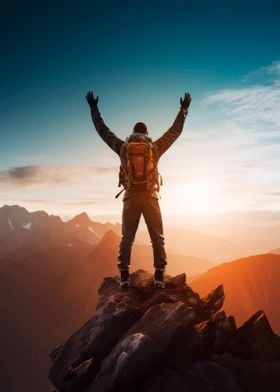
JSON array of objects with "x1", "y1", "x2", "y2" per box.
[{"x1": 1, "y1": 0, "x2": 280, "y2": 219}]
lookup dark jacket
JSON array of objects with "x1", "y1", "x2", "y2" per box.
[{"x1": 90, "y1": 105, "x2": 188, "y2": 199}]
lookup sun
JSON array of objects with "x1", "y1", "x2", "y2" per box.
[{"x1": 163, "y1": 180, "x2": 222, "y2": 215}]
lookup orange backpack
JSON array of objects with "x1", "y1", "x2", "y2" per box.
[{"x1": 117, "y1": 135, "x2": 161, "y2": 194}]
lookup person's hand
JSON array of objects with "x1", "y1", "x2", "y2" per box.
[
  {"x1": 86, "y1": 91, "x2": 99, "y2": 108},
  {"x1": 180, "y1": 92, "x2": 191, "y2": 111}
]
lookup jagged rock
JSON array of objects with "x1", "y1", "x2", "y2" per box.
[
  {"x1": 166, "y1": 310, "x2": 237, "y2": 368},
  {"x1": 86, "y1": 333, "x2": 158, "y2": 392},
  {"x1": 140, "y1": 362, "x2": 245, "y2": 392},
  {"x1": 127, "y1": 301, "x2": 197, "y2": 352},
  {"x1": 212, "y1": 311, "x2": 237, "y2": 353},
  {"x1": 49, "y1": 270, "x2": 224, "y2": 391},
  {"x1": 89, "y1": 302, "x2": 197, "y2": 391},
  {"x1": 50, "y1": 343, "x2": 64, "y2": 362},
  {"x1": 198, "y1": 284, "x2": 225, "y2": 322},
  {"x1": 48, "y1": 293, "x2": 142, "y2": 391},
  {"x1": 215, "y1": 353, "x2": 280, "y2": 392},
  {"x1": 49, "y1": 269, "x2": 280, "y2": 392},
  {"x1": 228, "y1": 310, "x2": 280, "y2": 361}
]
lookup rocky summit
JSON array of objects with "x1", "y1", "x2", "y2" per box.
[{"x1": 49, "y1": 270, "x2": 280, "y2": 392}]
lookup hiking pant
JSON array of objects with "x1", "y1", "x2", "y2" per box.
[{"x1": 118, "y1": 194, "x2": 167, "y2": 270}]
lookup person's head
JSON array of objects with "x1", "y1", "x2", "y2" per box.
[{"x1": 133, "y1": 122, "x2": 148, "y2": 135}]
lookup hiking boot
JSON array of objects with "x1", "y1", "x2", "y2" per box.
[
  {"x1": 119, "y1": 269, "x2": 130, "y2": 289},
  {"x1": 154, "y1": 268, "x2": 165, "y2": 289}
]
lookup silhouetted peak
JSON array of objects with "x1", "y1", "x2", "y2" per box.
[
  {"x1": 0, "y1": 204, "x2": 32, "y2": 230},
  {"x1": 99, "y1": 229, "x2": 119, "y2": 244},
  {"x1": 0, "y1": 204, "x2": 61, "y2": 224},
  {"x1": 70, "y1": 212, "x2": 92, "y2": 225},
  {"x1": 0, "y1": 204, "x2": 28, "y2": 215}
]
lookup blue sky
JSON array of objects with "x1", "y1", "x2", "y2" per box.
[{"x1": 1, "y1": 0, "x2": 280, "y2": 217}]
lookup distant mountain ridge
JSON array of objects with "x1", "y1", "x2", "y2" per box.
[
  {"x1": 2, "y1": 204, "x2": 280, "y2": 263},
  {"x1": 0, "y1": 204, "x2": 120, "y2": 260},
  {"x1": 0, "y1": 204, "x2": 215, "y2": 275}
]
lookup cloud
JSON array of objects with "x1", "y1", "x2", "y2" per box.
[
  {"x1": 160, "y1": 61, "x2": 280, "y2": 212},
  {"x1": 0, "y1": 166, "x2": 41, "y2": 185},
  {"x1": 265, "y1": 60, "x2": 280, "y2": 76},
  {"x1": 205, "y1": 60, "x2": 280, "y2": 130},
  {"x1": 199, "y1": 60, "x2": 280, "y2": 180},
  {"x1": 0, "y1": 164, "x2": 116, "y2": 186}
]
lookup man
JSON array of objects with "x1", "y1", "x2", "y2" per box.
[{"x1": 86, "y1": 91, "x2": 191, "y2": 289}]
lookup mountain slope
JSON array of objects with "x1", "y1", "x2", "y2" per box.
[
  {"x1": 0, "y1": 240, "x2": 96, "y2": 392},
  {"x1": 190, "y1": 253, "x2": 280, "y2": 333}
]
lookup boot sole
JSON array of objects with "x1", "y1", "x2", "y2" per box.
[
  {"x1": 120, "y1": 281, "x2": 130, "y2": 290},
  {"x1": 154, "y1": 280, "x2": 165, "y2": 289}
]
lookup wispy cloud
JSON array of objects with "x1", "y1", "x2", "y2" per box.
[
  {"x1": 159, "y1": 61, "x2": 280, "y2": 213},
  {"x1": 264, "y1": 61, "x2": 280, "y2": 76},
  {"x1": 0, "y1": 166, "x2": 41, "y2": 185},
  {"x1": 0, "y1": 164, "x2": 116, "y2": 186},
  {"x1": 205, "y1": 60, "x2": 280, "y2": 130}
]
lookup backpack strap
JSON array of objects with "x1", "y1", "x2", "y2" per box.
[{"x1": 115, "y1": 188, "x2": 125, "y2": 199}]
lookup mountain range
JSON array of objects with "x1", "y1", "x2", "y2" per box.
[
  {"x1": 92, "y1": 211, "x2": 280, "y2": 261},
  {"x1": 0, "y1": 205, "x2": 213, "y2": 391},
  {"x1": 0, "y1": 204, "x2": 120, "y2": 261},
  {"x1": 1, "y1": 204, "x2": 280, "y2": 391}
]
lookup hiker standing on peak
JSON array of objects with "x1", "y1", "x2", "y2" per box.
[{"x1": 86, "y1": 91, "x2": 191, "y2": 289}]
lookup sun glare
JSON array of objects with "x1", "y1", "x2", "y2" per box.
[{"x1": 163, "y1": 180, "x2": 222, "y2": 215}]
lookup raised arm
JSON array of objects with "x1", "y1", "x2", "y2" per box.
[
  {"x1": 86, "y1": 91, "x2": 124, "y2": 156},
  {"x1": 154, "y1": 92, "x2": 191, "y2": 157}
]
